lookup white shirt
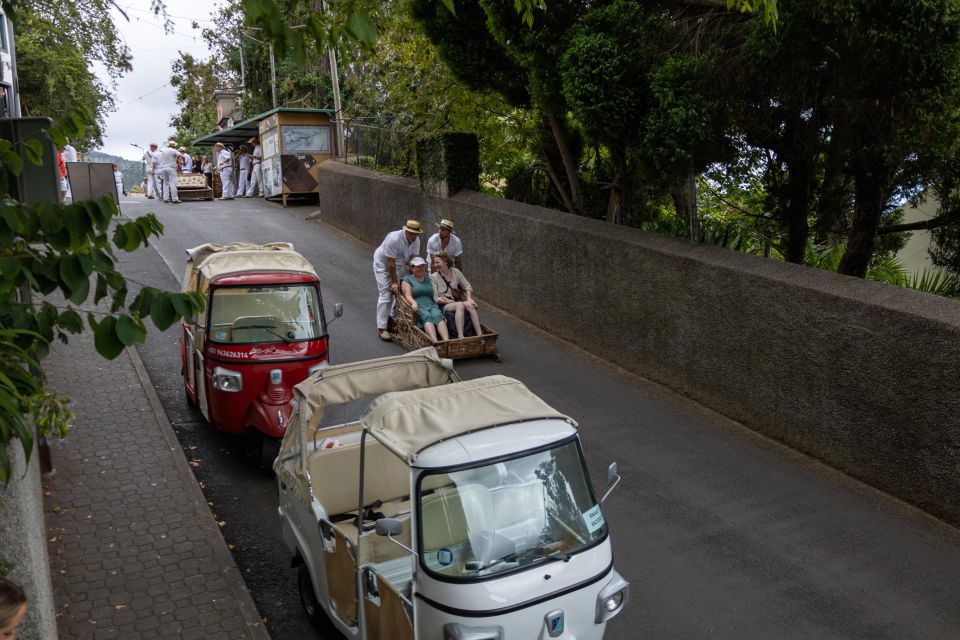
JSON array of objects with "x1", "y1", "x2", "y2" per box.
[
  {"x1": 217, "y1": 149, "x2": 232, "y2": 171},
  {"x1": 158, "y1": 146, "x2": 179, "y2": 169},
  {"x1": 251, "y1": 144, "x2": 262, "y2": 165},
  {"x1": 238, "y1": 153, "x2": 250, "y2": 171},
  {"x1": 114, "y1": 170, "x2": 124, "y2": 192},
  {"x1": 143, "y1": 149, "x2": 157, "y2": 173},
  {"x1": 426, "y1": 232, "x2": 463, "y2": 273},
  {"x1": 62, "y1": 144, "x2": 77, "y2": 163},
  {"x1": 182, "y1": 153, "x2": 193, "y2": 172},
  {"x1": 150, "y1": 150, "x2": 161, "y2": 171},
  {"x1": 373, "y1": 229, "x2": 421, "y2": 275}
]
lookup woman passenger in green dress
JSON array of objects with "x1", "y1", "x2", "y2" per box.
[{"x1": 400, "y1": 256, "x2": 450, "y2": 342}]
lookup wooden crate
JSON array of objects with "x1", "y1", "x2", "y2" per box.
[{"x1": 390, "y1": 296, "x2": 499, "y2": 361}]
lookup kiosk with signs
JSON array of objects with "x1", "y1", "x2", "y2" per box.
[{"x1": 194, "y1": 107, "x2": 336, "y2": 206}]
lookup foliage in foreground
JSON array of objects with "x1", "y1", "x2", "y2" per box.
[{"x1": 0, "y1": 108, "x2": 204, "y2": 483}]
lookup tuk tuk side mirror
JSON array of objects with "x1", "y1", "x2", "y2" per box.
[
  {"x1": 601, "y1": 462, "x2": 621, "y2": 504},
  {"x1": 375, "y1": 518, "x2": 417, "y2": 558},
  {"x1": 328, "y1": 302, "x2": 344, "y2": 324}
]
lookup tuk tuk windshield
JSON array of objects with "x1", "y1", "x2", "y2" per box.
[
  {"x1": 209, "y1": 284, "x2": 324, "y2": 344},
  {"x1": 417, "y1": 439, "x2": 607, "y2": 580}
]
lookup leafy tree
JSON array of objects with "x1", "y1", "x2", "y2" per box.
[
  {"x1": 1, "y1": 0, "x2": 205, "y2": 481},
  {"x1": 344, "y1": 3, "x2": 525, "y2": 180},
  {"x1": 13, "y1": 0, "x2": 132, "y2": 152},
  {"x1": 170, "y1": 53, "x2": 223, "y2": 145},
  {"x1": 731, "y1": 0, "x2": 960, "y2": 276}
]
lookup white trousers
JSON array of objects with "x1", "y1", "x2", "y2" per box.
[
  {"x1": 374, "y1": 266, "x2": 396, "y2": 330},
  {"x1": 160, "y1": 167, "x2": 178, "y2": 201},
  {"x1": 219, "y1": 168, "x2": 234, "y2": 198},
  {"x1": 246, "y1": 164, "x2": 261, "y2": 196},
  {"x1": 145, "y1": 171, "x2": 160, "y2": 197},
  {"x1": 237, "y1": 167, "x2": 249, "y2": 196}
]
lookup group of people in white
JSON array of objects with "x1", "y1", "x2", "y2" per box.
[
  {"x1": 140, "y1": 137, "x2": 263, "y2": 202},
  {"x1": 373, "y1": 218, "x2": 481, "y2": 343}
]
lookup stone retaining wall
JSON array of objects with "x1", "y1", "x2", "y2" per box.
[{"x1": 314, "y1": 161, "x2": 960, "y2": 526}]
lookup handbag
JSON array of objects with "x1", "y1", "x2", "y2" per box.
[{"x1": 439, "y1": 272, "x2": 464, "y2": 301}]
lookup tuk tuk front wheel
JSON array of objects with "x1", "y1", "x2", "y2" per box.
[{"x1": 298, "y1": 565, "x2": 337, "y2": 634}]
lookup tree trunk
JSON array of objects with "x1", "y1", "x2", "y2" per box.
[
  {"x1": 546, "y1": 111, "x2": 584, "y2": 215},
  {"x1": 670, "y1": 171, "x2": 699, "y2": 241},
  {"x1": 679, "y1": 168, "x2": 699, "y2": 241},
  {"x1": 606, "y1": 145, "x2": 627, "y2": 225},
  {"x1": 838, "y1": 163, "x2": 885, "y2": 278},
  {"x1": 783, "y1": 157, "x2": 812, "y2": 264}
]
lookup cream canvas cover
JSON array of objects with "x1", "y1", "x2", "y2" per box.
[
  {"x1": 275, "y1": 349, "x2": 460, "y2": 502},
  {"x1": 362, "y1": 375, "x2": 574, "y2": 463},
  {"x1": 182, "y1": 242, "x2": 317, "y2": 293}
]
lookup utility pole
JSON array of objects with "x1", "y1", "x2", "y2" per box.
[
  {"x1": 269, "y1": 42, "x2": 277, "y2": 109},
  {"x1": 327, "y1": 47, "x2": 344, "y2": 158}
]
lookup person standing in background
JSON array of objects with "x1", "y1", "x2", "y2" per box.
[
  {"x1": 201, "y1": 155, "x2": 213, "y2": 187},
  {"x1": 143, "y1": 143, "x2": 160, "y2": 198},
  {"x1": 235, "y1": 144, "x2": 250, "y2": 197},
  {"x1": 112, "y1": 163, "x2": 126, "y2": 200},
  {"x1": 56, "y1": 147, "x2": 67, "y2": 201},
  {"x1": 245, "y1": 137, "x2": 262, "y2": 197},
  {"x1": 61, "y1": 138, "x2": 78, "y2": 201},
  {"x1": 180, "y1": 147, "x2": 193, "y2": 173},
  {"x1": 215, "y1": 142, "x2": 234, "y2": 200},
  {"x1": 158, "y1": 140, "x2": 181, "y2": 203}
]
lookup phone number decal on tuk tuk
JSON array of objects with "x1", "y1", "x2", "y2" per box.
[{"x1": 210, "y1": 347, "x2": 252, "y2": 359}]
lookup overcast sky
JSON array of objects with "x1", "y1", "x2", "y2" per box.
[{"x1": 96, "y1": 1, "x2": 216, "y2": 160}]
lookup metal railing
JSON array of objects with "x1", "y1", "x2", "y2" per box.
[{"x1": 336, "y1": 121, "x2": 419, "y2": 177}]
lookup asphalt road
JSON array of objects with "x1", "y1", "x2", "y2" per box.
[{"x1": 116, "y1": 193, "x2": 960, "y2": 639}]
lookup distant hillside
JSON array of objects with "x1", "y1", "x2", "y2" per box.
[{"x1": 86, "y1": 151, "x2": 144, "y2": 190}]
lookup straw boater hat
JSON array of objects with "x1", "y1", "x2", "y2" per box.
[
  {"x1": 437, "y1": 219, "x2": 455, "y2": 231},
  {"x1": 149, "y1": 142, "x2": 158, "y2": 148},
  {"x1": 248, "y1": 137, "x2": 257, "y2": 143},
  {"x1": 179, "y1": 147, "x2": 186, "y2": 152},
  {"x1": 167, "y1": 140, "x2": 178, "y2": 147},
  {"x1": 403, "y1": 220, "x2": 423, "y2": 234},
  {"x1": 214, "y1": 142, "x2": 224, "y2": 148}
]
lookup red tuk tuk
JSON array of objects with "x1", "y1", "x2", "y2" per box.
[{"x1": 179, "y1": 242, "x2": 342, "y2": 439}]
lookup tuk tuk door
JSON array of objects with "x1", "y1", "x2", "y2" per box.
[{"x1": 184, "y1": 321, "x2": 210, "y2": 420}]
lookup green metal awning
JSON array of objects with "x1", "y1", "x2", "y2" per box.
[{"x1": 192, "y1": 107, "x2": 335, "y2": 147}]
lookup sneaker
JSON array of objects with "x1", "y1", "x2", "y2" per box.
[
  {"x1": 172, "y1": 200, "x2": 181, "y2": 203},
  {"x1": 378, "y1": 329, "x2": 392, "y2": 341},
  {"x1": 164, "y1": 199, "x2": 172, "y2": 203},
  {"x1": 146, "y1": 195, "x2": 155, "y2": 199}
]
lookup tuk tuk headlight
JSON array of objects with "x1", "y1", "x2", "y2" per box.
[
  {"x1": 595, "y1": 570, "x2": 629, "y2": 623},
  {"x1": 212, "y1": 366, "x2": 243, "y2": 392},
  {"x1": 308, "y1": 361, "x2": 329, "y2": 377}
]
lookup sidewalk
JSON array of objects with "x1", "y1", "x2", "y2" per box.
[{"x1": 41, "y1": 328, "x2": 270, "y2": 640}]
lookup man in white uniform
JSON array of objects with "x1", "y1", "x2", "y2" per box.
[
  {"x1": 143, "y1": 143, "x2": 160, "y2": 198},
  {"x1": 372, "y1": 220, "x2": 423, "y2": 340},
  {"x1": 215, "y1": 142, "x2": 234, "y2": 200},
  {"x1": 158, "y1": 140, "x2": 181, "y2": 203},
  {"x1": 62, "y1": 139, "x2": 78, "y2": 200},
  {"x1": 245, "y1": 137, "x2": 262, "y2": 197},
  {"x1": 180, "y1": 147, "x2": 193, "y2": 173},
  {"x1": 236, "y1": 144, "x2": 250, "y2": 196},
  {"x1": 426, "y1": 218, "x2": 463, "y2": 273}
]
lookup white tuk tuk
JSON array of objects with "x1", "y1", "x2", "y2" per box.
[{"x1": 275, "y1": 349, "x2": 628, "y2": 639}]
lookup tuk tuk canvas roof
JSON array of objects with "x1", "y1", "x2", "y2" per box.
[
  {"x1": 182, "y1": 242, "x2": 318, "y2": 293},
  {"x1": 279, "y1": 349, "x2": 461, "y2": 480},
  {"x1": 361, "y1": 375, "x2": 574, "y2": 463}
]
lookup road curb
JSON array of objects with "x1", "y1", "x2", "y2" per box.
[{"x1": 127, "y1": 344, "x2": 272, "y2": 640}]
